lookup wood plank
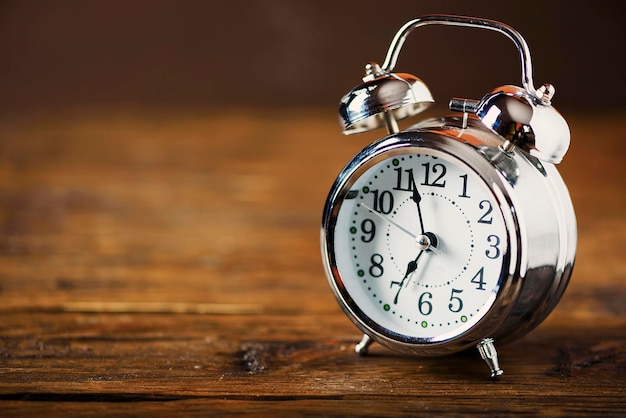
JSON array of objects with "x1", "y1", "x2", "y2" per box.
[{"x1": 0, "y1": 109, "x2": 624, "y2": 415}]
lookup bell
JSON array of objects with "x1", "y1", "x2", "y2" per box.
[
  {"x1": 339, "y1": 62, "x2": 434, "y2": 135},
  {"x1": 475, "y1": 85, "x2": 570, "y2": 164}
]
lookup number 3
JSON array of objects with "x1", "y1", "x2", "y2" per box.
[{"x1": 485, "y1": 235, "x2": 501, "y2": 259}]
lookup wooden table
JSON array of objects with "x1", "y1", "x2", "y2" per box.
[{"x1": 0, "y1": 108, "x2": 624, "y2": 416}]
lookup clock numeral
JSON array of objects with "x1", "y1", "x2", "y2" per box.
[
  {"x1": 418, "y1": 292, "x2": 433, "y2": 316},
  {"x1": 393, "y1": 168, "x2": 417, "y2": 192},
  {"x1": 360, "y1": 219, "x2": 376, "y2": 243},
  {"x1": 421, "y1": 162, "x2": 447, "y2": 187},
  {"x1": 368, "y1": 253, "x2": 384, "y2": 278},
  {"x1": 485, "y1": 234, "x2": 501, "y2": 259},
  {"x1": 371, "y1": 190, "x2": 394, "y2": 214},
  {"x1": 448, "y1": 288, "x2": 464, "y2": 313},
  {"x1": 458, "y1": 174, "x2": 470, "y2": 198},
  {"x1": 477, "y1": 199, "x2": 494, "y2": 224},
  {"x1": 416, "y1": 289, "x2": 465, "y2": 316},
  {"x1": 471, "y1": 267, "x2": 487, "y2": 291}
]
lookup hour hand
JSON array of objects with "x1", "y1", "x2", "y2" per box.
[
  {"x1": 397, "y1": 259, "x2": 418, "y2": 285},
  {"x1": 392, "y1": 251, "x2": 423, "y2": 304}
]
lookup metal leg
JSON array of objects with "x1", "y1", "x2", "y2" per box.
[
  {"x1": 476, "y1": 337, "x2": 504, "y2": 378},
  {"x1": 355, "y1": 334, "x2": 374, "y2": 356}
]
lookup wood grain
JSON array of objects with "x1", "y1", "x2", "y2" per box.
[{"x1": 0, "y1": 108, "x2": 624, "y2": 416}]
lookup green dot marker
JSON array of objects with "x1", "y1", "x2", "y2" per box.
[
  {"x1": 461, "y1": 315, "x2": 468, "y2": 323},
  {"x1": 362, "y1": 186, "x2": 369, "y2": 194},
  {"x1": 421, "y1": 321, "x2": 428, "y2": 328},
  {"x1": 357, "y1": 270, "x2": 364, "y2": 277},
  {"x1": 383, "y1": 304, "x2": 390, "y2": 312},
  {"x1": 392, "y1": 159, "x2": 400, "y2": 166},
  {"x1": 350, "y1": 227, "x2": 357, "y2": 234}
]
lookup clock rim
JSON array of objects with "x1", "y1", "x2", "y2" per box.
[{"x1": 321, "y1": 131, "x2": 524, "y2": 356}]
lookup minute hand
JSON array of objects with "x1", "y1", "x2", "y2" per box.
[
  {"x1": 410, "y1": 189, "x2": 441, "y2": 254},
  {"x1": 412, "y1": 188, "x2": 425, "y2": 234}
]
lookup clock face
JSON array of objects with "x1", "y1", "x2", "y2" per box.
[{"x1": 328, "y1": 146, "x2": 509, "y2": 343}]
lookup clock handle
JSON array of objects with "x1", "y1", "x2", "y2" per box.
[
  {"x1": 381, "y1": 14, "x2": 538, "y2": 98},
  {"x1": 380, "y1": 14, "x2": 570, "y2": 164}
]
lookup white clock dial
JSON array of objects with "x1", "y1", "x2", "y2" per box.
[{"x1": 332, "y1": 149, "x2": 508, "y2": 342}]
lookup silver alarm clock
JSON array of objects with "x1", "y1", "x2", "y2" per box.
[{"x1": 321, "y1": 14, "x2": 577, "y2": 377}]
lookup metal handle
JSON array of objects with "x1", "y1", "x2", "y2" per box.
[{"x1": 381, "y1": 14, "x2": 537, "y2": 96}]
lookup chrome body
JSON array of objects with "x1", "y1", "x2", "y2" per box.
[
  {"x1": 323, "y1": 14, "x2": 576, "y2": 374},
  {"x1": 321, "y1": 116, "x2": 577, "y2": 355}
]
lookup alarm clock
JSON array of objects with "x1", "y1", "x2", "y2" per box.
[{"x1": 320, "y1": 14, "x2": 576, "y2": 377}]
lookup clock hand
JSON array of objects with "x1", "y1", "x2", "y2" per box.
[
  {"x1": 392, "y1": 250, "x2": 424, "y2": 304},
  {"x1": 411, "y1": 188, "x2": 425, "y2": 235},
  {"x1": 360, "y1": 203, "x2": 417, "y2": 239},
  {"x1": 411, "y1": 189, "x2": 442, "y2": 255},
  {"x1": 361, "y1": 202, "x2": 441, "y2": 254}
]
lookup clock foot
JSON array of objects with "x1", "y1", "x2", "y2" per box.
[
  {"x1": 476, "y1": 338, "x2": 504, "y2": 378},
  {"x1": 355, "y1": 334, "x2": 374, "y2": 356}
]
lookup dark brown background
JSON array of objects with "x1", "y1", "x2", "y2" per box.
[{"x1": 0, "y1": 0, "x2": 623, "y2": 113}]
